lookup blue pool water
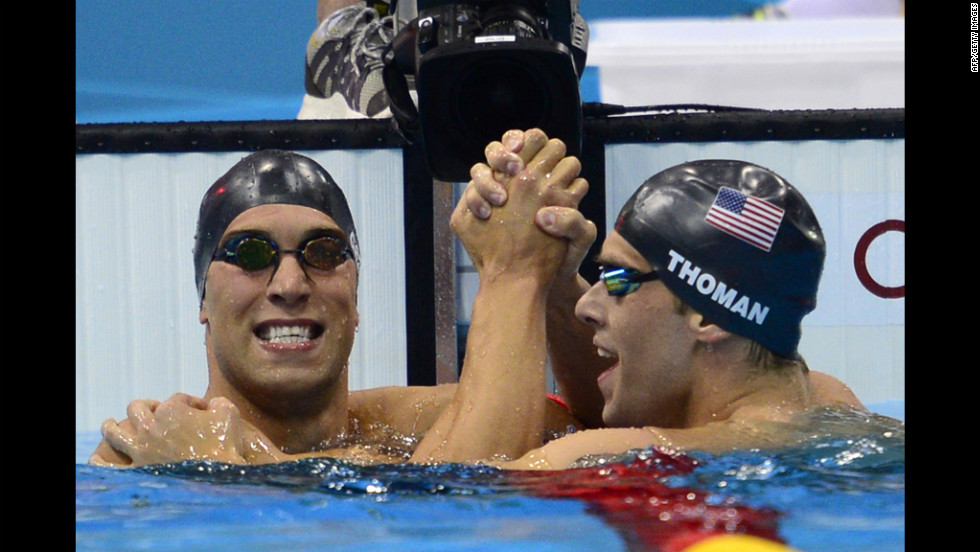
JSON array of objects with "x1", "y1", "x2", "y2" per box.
[{"x1": 76, "y1": 403, "x2": 904, "y2": 552}]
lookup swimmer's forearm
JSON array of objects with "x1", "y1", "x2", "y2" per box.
[
  {"x1": 497, "y1": 427, "x2": 672, "y2": 471},
  {"x1": 412, "y1": 277, "x2": 549, "y2": 463}
]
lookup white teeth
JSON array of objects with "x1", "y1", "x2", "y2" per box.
[
  {"x1": 260, "y1": 325, "x2": 314, "y2": 343},
  {"x1": 596, "y1": 347, "x2": 617, "y2": 359}
]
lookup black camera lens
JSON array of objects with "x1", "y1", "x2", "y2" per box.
[
  {"x1": 452, "y1": 58, "x2": 548, "y2": 144},
  {"x1": 480, "y1": 3, "x2": 545, "y2": 39},
  {"x1": 387, "y1": 0, "x2": 585, "y2": 181}
]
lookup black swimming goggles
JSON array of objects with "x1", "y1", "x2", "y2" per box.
[
  {"x1": 214, "y1": 234, "x2": 353, "y2": 273},
  {"x1": 598, "y1": 266, "x2": 660, "y2": 297}
]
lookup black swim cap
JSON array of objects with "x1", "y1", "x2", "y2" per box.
[
  {"x1": 193, "y1": 150, "x2": 360, "y2": 302},
  {"x1": 614, "y1": 160, "x2": 825, "y2": 359}
]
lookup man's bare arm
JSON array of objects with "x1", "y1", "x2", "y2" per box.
[
  {"x1": 410, "y1": 130, "x2": 586, "y2": 463},
  {"x1": 463, "y1": 130, "x2": 607, "y2": 427}
]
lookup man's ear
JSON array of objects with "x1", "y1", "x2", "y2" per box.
[{"x1": 686, "y1": 311, "x2": 732, "y2": 345}]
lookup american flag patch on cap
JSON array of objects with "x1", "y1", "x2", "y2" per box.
[{"x1": 704, "y1": 187, "x2": 784, "y2": 251}]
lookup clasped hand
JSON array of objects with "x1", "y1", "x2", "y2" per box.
[
  {"x1": 451, "y1": 128, "x2": 590, "y2": 284},
  {"x1": 90, "y1": 393, "x2": 282, "y2": 467}
]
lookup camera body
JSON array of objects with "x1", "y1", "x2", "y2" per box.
[
  {"x1": 408, "y1": 1, "x2": 587, "y2": 72},
  {"x1": 384, "y1": 0, "x2": 588, "y2": 181}
]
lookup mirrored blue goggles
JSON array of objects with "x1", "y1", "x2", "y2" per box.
[
  {"x1": 599, "y1": 266, "x2": 660, "y2": 296},
  {"x1": 214, "y1": 234, "x2": 352, "y2": 272}
]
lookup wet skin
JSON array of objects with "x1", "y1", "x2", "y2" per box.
[
  {"x1": 200, "y1": 204, "x2": 359, "y2": 428},
  {"x1": 575, "y1": 230, "x2": 697, "y2": 429}
]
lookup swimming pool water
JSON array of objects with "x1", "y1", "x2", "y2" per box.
[{"x1": 76, "y1": 404, "x2": 904, "y2": 552}]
